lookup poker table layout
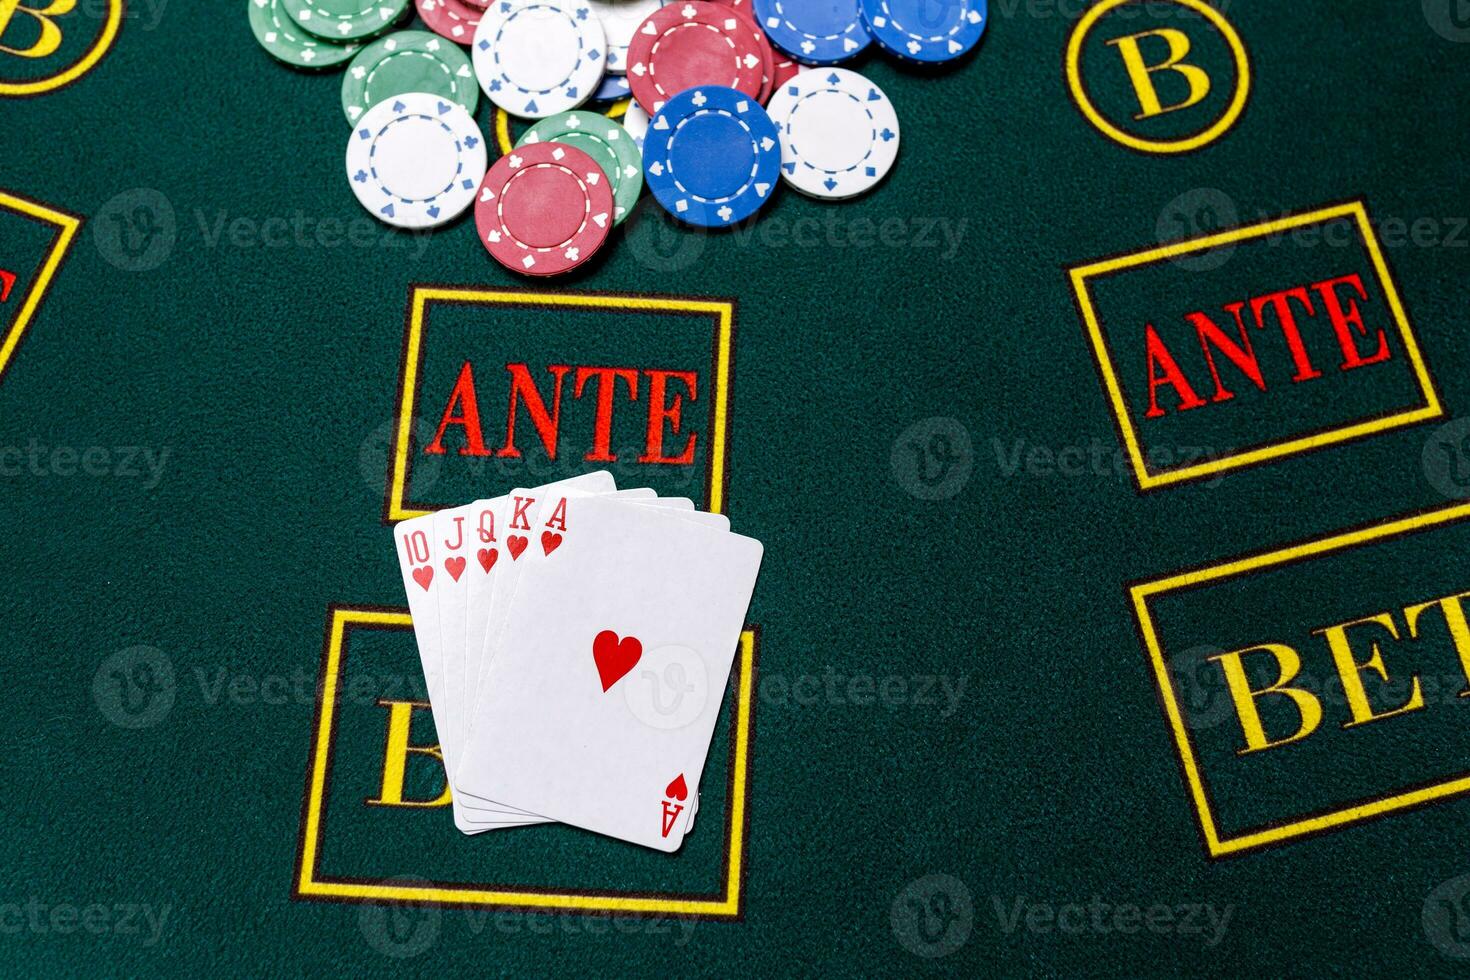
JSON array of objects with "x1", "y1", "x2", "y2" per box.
[{"x1": 6, "y1": 0, "x2": 1470, "y2": 975}]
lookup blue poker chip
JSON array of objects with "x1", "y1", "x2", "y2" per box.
[
  {"x1": 643, "y1": 86, "x2": 781, "y2": 228},
  {"x1": 753, "y1": 0, "x2": 871, "y2": 65},
  {"x1": 589, "y1": 73, "x2": 632, "y2": 104},
  {"x1": 859, "y1": 0, "x2": 986, "y2": 63}
]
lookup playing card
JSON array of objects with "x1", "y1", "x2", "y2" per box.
[
  {"x1": 396, "y1": 471, "x2": 616, "y2": 831},
  {"x1": 469, "y1": 488, "x2": 698, "y2": 719},
  {"x1": 461, "y1": 492, "x2": 709, "y2": 697},
  {"x1": 455, "y1": 490, "x2": 699, "y2": 822},
  {"x1": 432, "y1": 504, "x2": 473, "y2": 760},
  {"x1": 450, "y1": 472, "x2": 617, "y2": 750},
  {"x1": 455, "y1": 496, "x2": 763, "y2": 852},
  {"x1": 452, "y1": 488, "x2": 662, "y2": 823},
  {"x1": 392, "y1": 509, "x2": 490, "y2": 835}
]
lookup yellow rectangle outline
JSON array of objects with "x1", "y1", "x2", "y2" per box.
[
  {"x1": 296, "y1": 607, "x2": 755, "y2": 916},
  {"x1": 1132, "y1": 499, "x2": 1470, "y2": 857},
  {"x1": 388, "y1": 288, "x2": 735, "y2": 521},
  {"x1": 1069, "y1": 200, "x2": 1443, "y2": 490},
  {"x1": 0, "y1": 191, "x2": 81, "y2": 383}
]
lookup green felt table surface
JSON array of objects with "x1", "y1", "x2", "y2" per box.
[{"x1": 4, "y1": 0, "x2": 1470, "y2": 974}]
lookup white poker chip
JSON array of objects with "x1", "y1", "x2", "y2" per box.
[
  {"x1": 587, "y1": 0, "x2": 667, "y2": 74},
  {"x1": 471, "y1": 0, "x2": 607, "y2": 119},
  {"x1": 344, "y1": 91, "x2": 488, "y2": 228},
  {"x1": 621, "y1": 101, "x2": 649, "y2": 152},
  {"x1": 765, "y1": 67, "x2": 899, "y2": 200}
]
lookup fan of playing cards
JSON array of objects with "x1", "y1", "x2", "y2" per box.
[{"x1": 392, "y1": 472, "x2": 764, "y2": 853}]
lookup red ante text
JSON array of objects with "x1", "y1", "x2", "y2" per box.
[
  {"x1": 425, "y1": 361, "x2": 700, "y2": 465},
  {"x1": 1143, "y1": 272, "x2": 1393, "y2": 419}
]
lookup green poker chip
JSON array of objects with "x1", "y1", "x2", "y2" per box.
[
  {"x1": 515, "y1": 111, "x2": 644, "y2": 225},
  {"x1": 247, "y1": 0, "x2": 360, "y2": 70},
  {"x1": 282, "y1": 0, "x2": 410, "y2": 43},
  {"x1": 340, "y1": 31, "x2": 478, "y2": 124}
]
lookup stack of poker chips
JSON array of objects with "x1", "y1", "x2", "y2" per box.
[{"x1": 248, "y1": 0, "x2": 986, "y2": 276}]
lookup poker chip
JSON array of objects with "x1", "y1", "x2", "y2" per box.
[
  {"x1": 517, "y1": 111, "x2": 643, "y2": 223},
  {"x1": 590, "y1": 73, "x2": 632, "y2": 104},
  {"x1": 475, "y1": 141, "x2": 614, "y2": 275},
  {"x1": 250, "y1": 0, "x2": 984, "y2": 265},
  {"x1": 751, "y1": 0, "x2": 870, "y2": 64},
  {"x1": 859, "y1": 0, "x2": 986, "y2": 62},
  {"x1": 722, "y1": 3, "x2": 774, "y2": 102},
  {"x1": 712, "y1": 0, "x2": 803, "y2": 102},
  {"x1": 622, "y1": 101, "x2": 650, "y2": 152},
  {"x1": 626, "y1": 1, "x2": 767, "y2": 114},
  {"x1": 282, "y1": 0, "x2": 409, "y2": 42},
  {"x1": 345, "y1": 92, "x2": 488, "y2": 228},
  {"x1": 587, "y1": 0, "x2": 667, "y2": 73},
  {"x1": 770, "y1": 52, "x2": 801, "y2": 89},
  {"x1": 766, "y1": 67, "x2": 898, "y2": 199},
  {"x1": 643, "y1": 85, "x2": 780, "y2": 227},
  {"x1": 471, "y1": 0, "x2": 606, "y2": 119},
  {"x1": 415, "y1": 0, "x2": 483, "y2": 44},
  {"x1": 248, "y1": 0, "x2": 361, "y2": 69},
  {"x1": 341, "y1": 31, "x2": 478, "y2": 124}
]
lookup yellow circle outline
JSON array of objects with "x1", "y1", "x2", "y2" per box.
[
  {"x1": 1064, "y1": 0, "x2": 1250, "y2": 155},
  {"x1": 0, "y1": 0, "x2": 124, "y2": 97},
  {"x1": 492, "y1": 99, "x2": 632, "y2": 157}
]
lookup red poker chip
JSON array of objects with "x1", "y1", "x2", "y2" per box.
[
  {"x1": 712, "y1": 0, "x2": 797, "y2": 103},
  {"x1": 758, "y1": 30, "x2": 799, "y2": 91},
  {"x1": 415, "y1": 0, "x2": 482, "y2": 45},
  {"x1": 475, "y1": 141, "x2": 614, "y2": 277},
  {"x1": 627, "y1": 0, "x2": 767, "y2": 114},
  {"x1": 770, "y1": 55, "x2": 800, "y2": 91},
  {"x1": 719, "y1": 2, "x2": 775, "y2": 102}
]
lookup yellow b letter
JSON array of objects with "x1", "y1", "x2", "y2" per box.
[
  {"x1": 1106, "y1": 28, "x2": 1211, "y2": 120},
  {"x1": 1209, "y1": 644, "x2": 1323, "y2": 755},
  {"x1": 0, "y1": 0, "x2": 76, "y2": 60},
  {"x1": 366, "y1": 699, "x2": 451, "y2": 808}
]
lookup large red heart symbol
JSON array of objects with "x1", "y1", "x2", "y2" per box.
[
  {"x1": 444, "y1": 556, "x2": 466, "y2": 582},
  {"x1": 542, "y1": 531, "x2": 563, "y2": 556},
  {"x1": 665, "y1": 774, "x2": 688, "y2": 801},
  {"x1": 411, "y1": 566, "x2": 434, "y2": 592},
  {"x1": 507, "y1": 535, "x2": 528, "y2": 560},
  {"x1": 593, "y1": 630, "x2": 642, "y2": 692},
  {"x1": 477, "y1": 548, "x2": 498, "y2": 574}
]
